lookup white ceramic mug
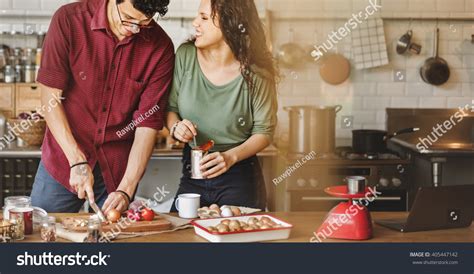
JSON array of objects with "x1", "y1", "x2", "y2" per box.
[{"x1": 174, "y1": 193, "x2": 200, "y2": 219}]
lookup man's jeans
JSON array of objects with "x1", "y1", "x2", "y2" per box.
[{"x1": 31, "y1": 161, "x2": 108, "y2": 213}]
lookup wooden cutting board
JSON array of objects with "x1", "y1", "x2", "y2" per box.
[{"x1": 62, "y1": 215, "x2": 172, "y2": 233}]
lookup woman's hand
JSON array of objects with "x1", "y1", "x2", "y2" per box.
[
  {"x1": 200, "y1": 151, "x2": 238, "y2": 179},
  {"x1": 70, "y1": 164, "x2": 95, "y2": 202},
  {"x1": 173, "y1": 119, "x2": 197, "y2": 143},
  {"x1": 102, "y1": 192, "x2": 129, "y2": 214}
]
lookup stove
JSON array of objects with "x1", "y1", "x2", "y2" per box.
[
  {"x1": 283, "y1": 147, "x2": 411, "y2": 212},
  {"x1": 386, "y1": 108, "x2": 474, "y2": 209},
  {"x1": 336, "y1": 146, "x2": 403, "y2": 160}
]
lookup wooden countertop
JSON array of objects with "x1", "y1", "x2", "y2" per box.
[{"x1": 21, "y1": 212, "x2": 474, "y2": 243}]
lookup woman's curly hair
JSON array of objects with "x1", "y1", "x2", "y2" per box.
[
  {"x1": 210, "y1": 0, "x2": 279, "y2": 90},
  {"x1": 117, "y1": 0, "x2": 169, "y2": 18}
]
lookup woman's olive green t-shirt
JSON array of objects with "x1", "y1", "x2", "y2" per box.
[{"x1": 168, "y1": 43, "x2": 277, "y2": 152}]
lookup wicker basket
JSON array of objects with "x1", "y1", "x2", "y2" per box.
[{"x1": 7, "y1": 118, "x2": 46, "y2": 146}]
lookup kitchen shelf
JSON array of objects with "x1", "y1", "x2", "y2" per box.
[
  {"x1": 0, "y1": 9, "x2": 268, "y2": 20},
  {"x1": 248, "y1": 10, "x2": 474, "y2": 21},
  {"x1": 1, "y1": 7, "x2": 472, "y2": 21}
]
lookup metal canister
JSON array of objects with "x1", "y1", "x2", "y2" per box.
[
  {"x1": 34, "y1": 65, "x2": 40, "y2": 82},
  {"x1": 24, "y1": 65, "x2": 35, "y2": 83},
  {"x1": 191, "y1": 149, "x2": 205, "y2": 179},
  {"x1": 4, "y1": 65, "x2": 14, "y2": 83},
  {"x1": 15, "y1": 65, "x2": 23, "y2": 83},
  {"x1": 346, "y1": 176, "x2": 366, "y2": 194}
]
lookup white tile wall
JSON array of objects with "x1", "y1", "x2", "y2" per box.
[
  {"x1": 12, "y1": 0, "x2": 41, "y2": 10},
  {"x1": 0, "y1": 0, "x2": 11, "y2": 9},
  {"x1": 0, "y1": 0, "x2": 473, "y2": 141},
  {"x1": 41, "y1": 0, "x2": 68, "y2": 11}
]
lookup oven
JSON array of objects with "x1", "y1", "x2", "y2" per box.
[{"x1": 284, "y1": 157, "x2": 411, "y2": 212}]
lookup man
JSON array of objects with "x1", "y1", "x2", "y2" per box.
[{"x1": 31, "y1": 0, "x2": 174, "y2": 214}]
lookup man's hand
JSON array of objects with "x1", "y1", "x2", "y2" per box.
[
  {"x1": 102, "y1": 127, "x2": 157, "y2": 214},
  {"x1": 69, "y1": 164, "x2": 95, "y2": 202}
]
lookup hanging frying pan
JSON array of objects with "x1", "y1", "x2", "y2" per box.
[
  {"x1": 420, "y1": 28, "x2": 450, "y2": 86},
  {"x1": 319, "y1": 53, "x2": 351, "y2": 85},
  {"x1": 277, "y1": 28, "x2": 307, "y2": 69},
  {"x1": 277, "y1": 42, "x2": 306, "y2": 69}
]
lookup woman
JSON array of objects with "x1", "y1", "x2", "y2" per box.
[{"x1": 167, "y1": 0, "x2": 278, "y2": 211}]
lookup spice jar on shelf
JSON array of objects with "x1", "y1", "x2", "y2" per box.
[
  {"x1": 35, "y1": 48, "x2": 42, "y2": 67},
  {"x1": 35, "y1": 65, "x2": 40, "y2": 82},
  {"x1": 24, "y1": 65, "x2": 35, "y2": 83},
  {"x1": 0, "y1": 49, "x2": 6, "y2": 82},
  {"x1": 4, "y1": 65, "x2": 14, "y2": 83},
  {"x1": 24, "y1": 48, "x2": 35, "y2": 66},
  {"x1": 40, "y1": 216, "x2": 57, "y2": 242},
  {"x1": 15, "y1": 65, "x2": 23, "y2": 83}
]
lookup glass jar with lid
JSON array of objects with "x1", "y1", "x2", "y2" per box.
[
  {"x1": 9, "y1": 212, "x2": 24, "y2": 241},
  {"x1": 0, "y1": 49, "x2": 5, "y2": 82},
  {"x1": 24, "y1": 65, "x2": 35, "y2": 83},
  {"x1": 4, "y1": 65, "x2": 14, "y2": 83},
  {"x1": 3, "y1": 196, "x2": 31, "y2": 220},
  {"x1": 15, "y1": 65, "x2": 23, "y2": 83},
  {"x1": 84, "y1": 215, "x2": 102, "y2": 243},
  {"x1": 24, "y1": 48, "x2": 35, "y2": 66},
  {"x1": 40, "y1": 216, "x2": 57, "y2": 242},
  {"x1": 0, "y1": 49, "x2": 5, "y2": 67},
  {"x1": 35, "y1": 48, "x2": 42, "y2": 67},
  {"x1": 0, "y1": 219, "x2": 15, "y2": 243}
]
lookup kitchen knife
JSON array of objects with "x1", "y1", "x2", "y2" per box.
[{"x1": 89, "y1": 201, "x2": 107, "y2": 222}]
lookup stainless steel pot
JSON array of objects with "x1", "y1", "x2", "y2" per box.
[{"x1": 284, "y1": 105, "x2": 342, "y2": 154}]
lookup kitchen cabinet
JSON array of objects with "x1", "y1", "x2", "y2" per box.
[
  {"x1": 0, "y1": 83, "x2": 15, "y2": 118},
  {"x1": 15, "y1": 83, "x2": 42, "y2": 116},
  {"x1": 0, "y1": 157, "x2": 40, "y2": 207},
  {"x1": 0, "y1": 145, "x2": 277, "y2": 210},
  {"x1": 0, "y1": 83, "x2": 42, "y2": 118}
]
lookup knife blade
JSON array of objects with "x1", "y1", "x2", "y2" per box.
[{"x1": 89, "y1": 201, "x2": 107, "y2": 222}]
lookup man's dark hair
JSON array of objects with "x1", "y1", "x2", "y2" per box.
[{"x1": 116, "y1": 0, "x2": 169, "y2": 18}]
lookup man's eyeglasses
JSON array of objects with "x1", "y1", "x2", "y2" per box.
[{"x1": 116, "y1": 4, "x2": 153, "y2": 33}]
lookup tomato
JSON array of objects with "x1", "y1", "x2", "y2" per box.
[
  {"x1": 127, "y1": 209, "x2": 141, "y2": 221},
  {"x1": 140, "y1": 208, "x2": 155, "y2": 221},
  {"x1": 198, "y1": 140, "x2": 214, "y2": 152}
]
